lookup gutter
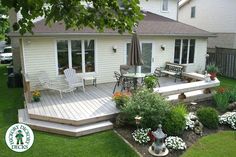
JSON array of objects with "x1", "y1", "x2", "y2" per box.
[{"x1": 8, "y1": 32, "x2": 216, "y2": 38}]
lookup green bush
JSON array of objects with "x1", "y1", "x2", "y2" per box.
[
  {"x1": 196, "y1": 107, "x2": 219, "y2": 129},
  {"x1": 213, "y1": 92, "x2": 230, "y2": 112},
  {"x1": 144, "y1": 75, "x2": 159, "y2": 91},
  {"x1": 163, "y1": 107, "x2": 186, "y2": 136},
  {"x1": 174, "y1": 103, "x2": 188, "y2": 116},
  {"x1": 121, "y1": 88, "x2": 171, "y2": 129},
  {"x1": 228, "y1": 87, "x2": 236, "y2": 103}
]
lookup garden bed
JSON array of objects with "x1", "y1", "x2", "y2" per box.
[
  {"x1": 115, "y1": 99, "x2": 234, "y2": 157},
  {"x1": 115, "y1": 124, "x2": 231, "y2": 157}
]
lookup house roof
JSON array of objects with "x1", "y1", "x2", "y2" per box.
[{"x1": 9, "y1": 11, "x2": 214, "y2": 37}]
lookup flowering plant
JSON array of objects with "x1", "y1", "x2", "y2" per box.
[
  {"x1": 32, "y1": 90, "x2": 41, "y2": 102},
  {"x1": 219, "y1": 112, "x2": 236, "y2": 130},
  {"x1": 185, "y1": 112, "x2": 197, "y2": 130},
  {"x1": 132, "y1": 128, "x2": 151, "y2": 144},
  {"x1": 165, "y1": 136, "x2": 187, "y2": 150},
  {"x1": 112, "y1": 92, "x2": 130, "y2": 109}
]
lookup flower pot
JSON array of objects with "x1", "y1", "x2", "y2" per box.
[
  {"x1": 209, "y1": 72, "x2": 216, "y2": 80},
  {"x1": 33, "y1": 97, "x2": 40, "y2": 102}
]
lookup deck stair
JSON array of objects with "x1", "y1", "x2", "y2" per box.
[{"x1": 18, "y1": 109, "x2": 114, "y2": 137}]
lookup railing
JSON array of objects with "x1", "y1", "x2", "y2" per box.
[{"x1": 22, "y1": 72, "x2": 31, "y2": 103}]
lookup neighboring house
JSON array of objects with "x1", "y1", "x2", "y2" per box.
[
  {"x1": 178, "y1": 0, "x2": 236, "y2": 49},
  {"x1": 140, "y1": 0, "x2": 178, "y2": 20},
  {"x1": 9, "y1": 12, "x2": 213, "y2": 90}
]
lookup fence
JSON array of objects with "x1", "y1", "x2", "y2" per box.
[{"x1": 207, "y1": 47, "x2": 236, "y2": 79}]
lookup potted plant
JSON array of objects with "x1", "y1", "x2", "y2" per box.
[
  {"x1": 32, "y1": 90, "x2": 41, "y2": 102},
  {"x1": 207, "y1": 64, "x2": 219, "y2": 80},
  {"x1": 144, "y1": 75, "x2": 159, "y2": 91}
]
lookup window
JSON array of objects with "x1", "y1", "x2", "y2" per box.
[
  {"x1": 57, "y1": 40, "x2": 69, "y2": 74},
  {"x1": 191, "y1": 6, "x2": 196, "y2": 18},
  {"x1": 162, "y1": 0, "x2": 168, "y2": 11},
  {"x1": 174, "y1": 39, "x2": 196, "y2": 64},
  {"x1": 56, "y1": 40, "x2": 95, "y2": 75},
  {"x1": 71, "y1": 40, "x2": 82, "y2": 73},
  {"x1": 85, "y1": 40, "x2": 95, "y2": 72},
  {"x1": 174, "y1": 39, "x2": 181, "y2": 64}
]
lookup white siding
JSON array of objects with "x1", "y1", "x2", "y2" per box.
[
  {"x1": 22, "y1": 36, "x2": 208, "y2": 89},
  {"x1": 140, "y1": 0, "x2": 178, "y2": 20},
  {"x1": 179, "y1": 0, "x2": 236, "y2": 33}
]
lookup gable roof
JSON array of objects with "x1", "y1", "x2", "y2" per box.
[{"x1": 9, "y1": 11, "x2": 214, "y2": 37}]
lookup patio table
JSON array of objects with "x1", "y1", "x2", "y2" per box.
[{"x1": 123, "y1": 73, "x2": 146, "y2": 90}]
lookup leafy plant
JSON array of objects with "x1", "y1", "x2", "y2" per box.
[
  {"x1": 132, "y1": 128, "x2": 151, "y2": 144},
  {"x1": 196, "y1": 107, "x2": 219, "y2": 129},
  {"x1": 144, "y1": 75, "x2": 159, "y2": 91},
  {"x1": 207, "y1": 64, "x2": 219, "y2": 73},
  {"x1": 174, "y1": 103, "x2": 188, "y2": 116},
  {"x1": 121, "y1": 88, "x2": 171, "y2": 129},
  {"x1": 112, "y1": 92, "x2": 130, "y2": 109},
  {"x1": 213, "y1": 91, "x2": 230, "y2": 112},
  {"x1": 163, "y1": 107, "x2": 186, "y2": 136},
  {"x1": 227, "y1": 87, "x2": 236, "y2": 103}
]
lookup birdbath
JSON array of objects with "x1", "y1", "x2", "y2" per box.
[{"x1": 148, "y1": 124, "x2": 169, "y2": 156}]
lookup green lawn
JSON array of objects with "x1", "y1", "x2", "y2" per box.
[
  {"x1": 218, "y1": 76, "x2": 236, "y2": 88},
  {"x1": 0, "y1": 64, "x2": 138, "y2": 157},
  {"x1": 181, "y1": 131, "x2": 236, "y2": 157}
]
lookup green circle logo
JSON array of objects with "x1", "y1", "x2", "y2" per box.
[{"x1": 5, "y1": 123, "x2": 34, "y2": 152}]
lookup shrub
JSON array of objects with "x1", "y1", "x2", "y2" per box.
[
  {"x1": 227, "y1": 87, "x2": 236, "y2": 103},
  {"x1": 174, "y1": 103, "x2": 188, "y2": 116},
  {"x1": 196, "y1": 107, "x2": 219, "y2": 129},
  {"x1": 163, "y1": 107, "x2": 186, "y2": 136},
  {"x1": 144, "y1": 75, "x2": 159, "y2": 90},
  {"x1": 213, "y1": 90, "x2": 230, "y2": 112},
  {"x1": 121, "y1": 88, "x2": 171, "y2": 129}
]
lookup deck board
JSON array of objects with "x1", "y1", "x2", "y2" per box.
[{"x1": 27, "y1": 83, "x2": 119, "y2": 125}]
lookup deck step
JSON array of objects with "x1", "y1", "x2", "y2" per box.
[{"x1": 18, "y1": 109, "x2": 113, "y2": 137}]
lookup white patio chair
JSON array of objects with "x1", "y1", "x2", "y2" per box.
[
  {"x1": 64, "y1": 68, "x2": 85, "y2": 92},
  {"x1": 38, "y1": 71, "x2": 75, "y2": 98}
]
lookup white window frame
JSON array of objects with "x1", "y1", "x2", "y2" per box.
[
  {"x1": 174, "y1": 39, "x2": 196, "y2": 65},
  {"x1": 55, "y1": 39, "x2": 96, "y2": 76},
  {"x1": 161, "y1": 0, "x2": 169, "y2": 12}
]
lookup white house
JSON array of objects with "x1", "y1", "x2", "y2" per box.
[
  {"x1": 178, "y1": 0, "x2": 236, "y2": 49},
  {"x1": 9, "y1": 11, "x2": 213, "y2": 90},
  {"x1": 140, "y1": 0, "x2": 178, "y2": 20}
]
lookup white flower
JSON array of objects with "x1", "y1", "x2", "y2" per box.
[
  {"x1": 132, "y1": 128, "x2": 151, "y2": 144},
  {"x1": 219, "y1": 112, "x2": 236, "y2": 130},
  {"x1": 165, "y1": 136, "x2": 187, "y2": 150},
  {"x1": 185, "y1": 112, "x2": 197, "y2": 130}
]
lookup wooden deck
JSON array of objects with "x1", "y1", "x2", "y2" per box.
[{"x1": 27, "y1": 83, "x2": 119, "y2": 125}]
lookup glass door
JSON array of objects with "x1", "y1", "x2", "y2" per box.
[{"x1": 141, "y1": 43, "x2": 152, "y2": 73}]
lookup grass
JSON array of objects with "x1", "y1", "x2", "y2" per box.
[
  {"x1": 181, "y1": 131, "x2": 236, "y2": 157},
  {"x1": 0, "y1": 64, "x2": 138, "y2": 157},
  {"x1": 218, "y1": 76, "x2": 236, "y2": 88}
]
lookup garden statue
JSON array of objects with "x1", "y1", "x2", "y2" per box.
[
  {"x1": 194, "y1": 120, "x2": 203, "y2": 136},
  {"x1": 148, "y1": 124, "x2": 169, "y2": 156},
  {"x1": 204, "y1": 71, "x2": 211, "y2": 82},
  {"x1": 135, "y1": 115, "x2": 142, "y2": 129}
]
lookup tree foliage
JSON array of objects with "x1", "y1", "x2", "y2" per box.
[
  {"x1": 1, "y1": 0, "x2": 144, "y2": 35},
  {"x1": 0, "y1": 0, "x2": 9, "y2": 40}
]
